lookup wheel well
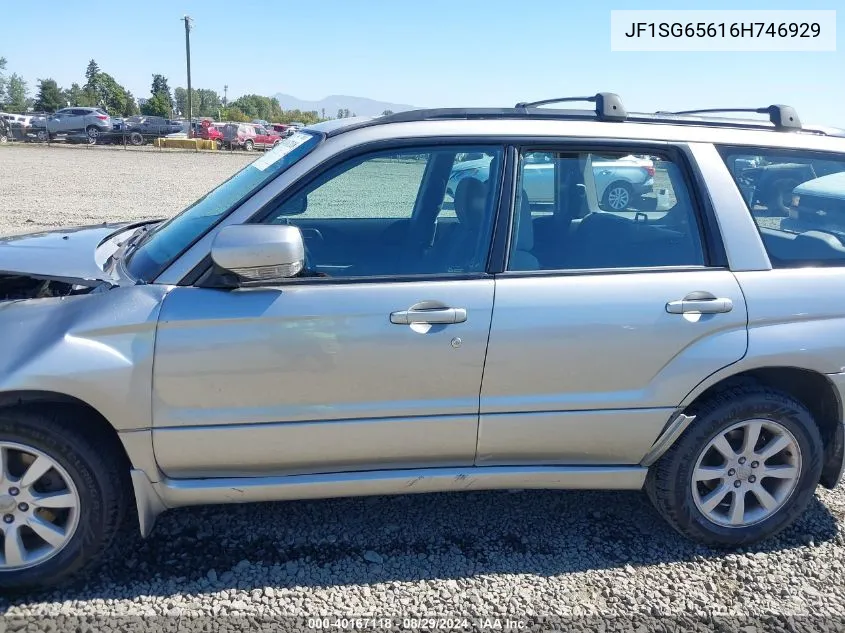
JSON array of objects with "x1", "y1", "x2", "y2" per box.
[
  {"x1": 0, "y1": 391, "x2": 132, "y2": 475},
  {"x1": 691, "y1": 367, "x2": 843, "y2": 488}
]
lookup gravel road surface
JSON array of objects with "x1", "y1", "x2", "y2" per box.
[{"x1": 1, "y1": 145, "x2": 845, "y2": 630}]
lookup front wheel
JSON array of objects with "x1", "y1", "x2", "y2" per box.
[
  {"x1": 0, "y1": 407, "x2": 129, "y2": 590},
  {"x1": 35, "y1": 130, "x2": 49, "y2": 142},
  {"x1": 646, "y1": 385, "x2": 823, "y2": 548},
  {"x1": 129, "y1": 132, "x2": 144, "y2": 146}
]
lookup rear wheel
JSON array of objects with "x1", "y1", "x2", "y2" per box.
[
  {"x1": 646, "y1": 385, "x2": 823, "y2": 547},
  {"x1": 244, "y1": 139, "x2": 254, "y2": 152},
  {"x1": 85, "y1": 126, "x2": 99, "y2": 141},
  {"x1": 0, "y1": 407, "x2": 129, "y2": 590},
  {"x1": 129, "y1": 132, "x2": 144, "y2": 146},
  {"x1": 601, "y1": 181, "x2": 633, "y2": 211}
]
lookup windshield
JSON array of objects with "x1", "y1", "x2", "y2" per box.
[{"x1": 124, "y1": 130, "x2": 322, "y2": 281}]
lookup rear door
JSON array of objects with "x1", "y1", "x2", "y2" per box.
[{"x1": 478, "y1": 144, "x2": 748, "y2": 466}]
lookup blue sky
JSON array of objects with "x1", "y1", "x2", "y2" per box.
[{"x1": 2, "y1": 0, "x2": 842, "y2": 125}]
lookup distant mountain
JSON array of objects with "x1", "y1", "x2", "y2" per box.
[{"x1": 272, "y1": 93, "x2": 418, "y2": 117}]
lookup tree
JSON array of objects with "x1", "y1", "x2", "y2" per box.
[
  {"x1": 381, "y1": 109, "x2": 394, "y2": 116},
  {"x1": 175, "y1": 87, "x2": 221, "y2": 117},
  {"x1": 0, "y1": 57, "x2": 7, "y2": 105},
  {"x1": 6, "y1": 73, "x2": 28, "y2": 112},
  {"x1": 174, "y1": 86, "x2": 188, "y2": 116},
  {"x1": 63, "y1": 83, "x2": 93, "y2": 107},
  {"x1": 221, "y1": 106, "x2": 249, "y2": 122},
  {"x1": 85, "y1": 59, "x2": 101, "y2": 86},
  {"x1": 34, "y1": 79, "x2": 64, "y2": 112},
  {"x1": 140, "y1": 91, "x2": 172, "y2": 117},
  {"x1": 321, "y1": 108, "x2": 326, "y2": 119},
  {"x1": 151, "y1": 74, "x2": 172, "y2": 100},
  {"x1": 196, "y1": 89, "x2": 221, "y2": 117}
]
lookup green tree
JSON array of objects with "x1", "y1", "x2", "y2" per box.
[
  {"x1": 381, "y1": 109, "x2": 394, "y2": 116},
  {"x1": 85, "y1": 59, "x2": 101, "y2": 85},
  {"x1": 174, "y1": 86, "x2": 188, "y2": 116},
  {"x1": 34, "y1": 78, "x2": 64, "y2": 112},
  {"x1": 151, "y1": 74, "x2": 172, "y2": 101},
  {"x1": 0, "y1": 57, "x2": 7, "y2": 105},
  {"x1": 122, "y1": 90, "x2": 139, "y2": 116},
  {"x1": 140, "y1": 91, "x2": 172, "y2": 117},
  {"x1": 63, "y1": 83, "x2": 93, "y2": 107},
  {"x1": 196, "y1": 89, "x2": 221, "y2": 117},
  {"x1": 221, "y1": 106, "x2": 249, "y2": 122},
  {"x1": 6, "y1": 73, "x2": 28, "y2": 112}
]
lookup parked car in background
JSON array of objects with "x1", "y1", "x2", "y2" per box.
[
  {"x1": 198, "y1": 121, "x2": 225, "y2": 149},
  {"x1": 250, "y1": 125, "x2": 282, "y2": 150},
  {"x1": 251, "y1": 119, "x2": 271, "y2": 128},
  {"x1": 271, "y1": 123, "x2": 291, "y2": 136},
  {"x1": 220, "y1": 122, "x2": 257, "y2": 150},
  {"x1": 0, "y1": 112, "x2": 34, "y2": 131},
  {"x1": 123, "y1": 116, "x2": 182, "y2": 137},
  {"x1": 447, "y1": 152, "x2": 655, "y2": 210},
  {"x1": 29, "y1": 107, "x2": 112, "y2": 141}
]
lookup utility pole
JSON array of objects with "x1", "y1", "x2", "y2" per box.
[
  {"x1": 223, "y1": 85, "x2": 228, "y2": 107},
  {"x1": 182, "y1": 15, "x2": 193, "y2": 137}
]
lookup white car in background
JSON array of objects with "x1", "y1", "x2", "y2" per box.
[{"x1": 448, "y1": 152, "x2": 655, "y2": 210}]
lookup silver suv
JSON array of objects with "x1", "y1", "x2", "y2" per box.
[
  {"x1": 1, "y1": 94, "x2": 845, "y2": 590},
  {"x1": 30, "y1": 107, "x2": 112, "y2": 141}
]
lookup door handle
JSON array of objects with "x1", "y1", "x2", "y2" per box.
[
  {"x1": 666, "y1": 297, "x2": 733, "y2": 314},
  {"x1": 390, "y1": 307, "x2": 467, "y2": 325}
]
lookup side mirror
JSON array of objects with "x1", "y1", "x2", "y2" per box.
[{"x1": 211, "y1": 224, "x2": 305, "y2": 285}]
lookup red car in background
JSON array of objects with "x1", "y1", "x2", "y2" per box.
[
  {"x1": 251, "y1": 125, "x2": 282, "y2": 150},
  {"x1": 198, "y1": 120, "x2": 225, "y2": 149}
]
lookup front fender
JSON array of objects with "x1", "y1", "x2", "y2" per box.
[{"x1": 0, "y1": 284, "x2": 170, "y2": 432}]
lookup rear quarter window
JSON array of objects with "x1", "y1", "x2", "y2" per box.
[{"x1": 718, "y1": 146, "x2": 845, "y2": 267}]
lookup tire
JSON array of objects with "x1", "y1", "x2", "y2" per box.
[
  {"x1": 216, "y1": 139, "x2": 223, "y2": 151},
  {"x1": 85, "y1": 125, "x2": 99, "y2": 140},
  {"x1": 35, "y1": 130, "x2": 48, "y2": 142},
  {"x1": 601, "y1": 181, "x2": 634, "y2": 211},
  {"x1": 244, "y1": 139, "x2": 254, "y2": 152},
  {"x1": 129, "y1": 132, "x2": 144, "y2": 146},
  {"x1": 0, "y1": 134, "x2": 7, "y2": 144},
  {"x1": 0, "y1": 406, "x2": 129, "y2": 591},
  {"x1": 646, "y1": 385, "x2": 823, "y2": 548}
]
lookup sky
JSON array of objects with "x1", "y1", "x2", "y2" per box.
[{"x1": 1, "y1": 0, "x2": 842, "y2": 126}]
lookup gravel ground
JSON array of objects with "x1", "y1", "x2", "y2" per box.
[
  {"x1": 1, "y1": 145, "x2": 845, "y2": 630},
  {"x1": 0, "y1": 144, "x2": 253, "y2": 235}
]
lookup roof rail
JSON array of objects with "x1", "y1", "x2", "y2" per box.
[
  {"x1": 666, "y1": 105, "x2": 802, "y2": 131},
  {"x1": 514, "y1": 92, "x2": 627, "y2": 122}
]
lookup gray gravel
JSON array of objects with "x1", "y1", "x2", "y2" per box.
[
  {"x1": 0, "y1": 144, "x2": 253, "y2": 235},
  {"x1": 1, "y1": 145, "x2": 845, "y2": 627}
]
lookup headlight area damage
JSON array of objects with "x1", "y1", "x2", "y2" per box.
[{"x1": 0, "y1": 273, "x2": 109, "y2": 302}]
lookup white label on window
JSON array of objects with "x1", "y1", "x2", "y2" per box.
[{"x1": 251, "y1": 131, "x2": 313, "y2": 171}]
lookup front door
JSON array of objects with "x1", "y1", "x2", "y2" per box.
[
  {"x1": 151, "y1": 143, "x2": 506, "y2": 478},
  {"x1": 478, "y1": 145, "x2": 748, "y2": 466}
]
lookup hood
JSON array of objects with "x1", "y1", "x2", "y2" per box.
[{"x1": 0, "y1": 221, "x2": 154, "y2": 286}]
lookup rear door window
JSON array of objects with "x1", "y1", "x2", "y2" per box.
[{"x1": 718, "y1": 147, "x2": 845, "y2": 267}]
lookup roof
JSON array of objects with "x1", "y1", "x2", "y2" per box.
[{"x1": 307, "y1": 93, "x2": 845, "y2": 140}]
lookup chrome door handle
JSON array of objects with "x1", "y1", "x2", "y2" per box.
[
  {"x1": 666, "y1": 298, "x2": 733, "y2": 314},
  {"x1": 390, "y1": 307, "x2": 467, "y2": 325}
]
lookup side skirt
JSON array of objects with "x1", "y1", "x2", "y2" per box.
[{"x1": 131, "y1": 465, "x2": 647, "y2": 537}]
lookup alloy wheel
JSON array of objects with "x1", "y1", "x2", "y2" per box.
[
  {"x1": 606, "y1": 186, "x2": 630, "y2": 210},
  {"x1": 691, "y1": 419, "x2": 801, "y2": 528},
  {"x1": 0, "y1": 442, "x2": 80, "y2": 570}
]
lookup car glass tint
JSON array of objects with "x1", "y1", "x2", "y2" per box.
[
  {"x1": 507, "y1": 149, "x2": 704, "y2": 271},
  {"x1": 124, "y1": 130, "x2": 323, "y2": 282},
  {"x1": 718, "y1": 147, "x2": 845, "y2": 267}
]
